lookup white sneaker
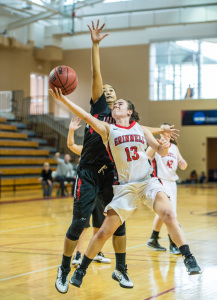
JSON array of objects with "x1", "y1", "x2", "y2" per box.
[
  {"x1": 55, "y1": 266, "x2": 71, "y2": 294},
  {"x1": 72, "y1": 251, "x2": 82, "y2": 267},
  {"x1": 112, "y1": 265, "x2": 134, "y2": 288},
  {"x1": 93, "y1": 252, "x2": 111, "y2": 264}
]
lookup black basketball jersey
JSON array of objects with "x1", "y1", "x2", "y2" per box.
[{"x1": 80, "y1": 93, "x2": 115, "y2": 168}]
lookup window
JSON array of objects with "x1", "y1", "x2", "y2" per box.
[
  {"x1": 30, "y1": 73, "x2": 48, "y2": 114},
  {"x1": 149, "y1": 39, "x2": 217, "y2": 101}
]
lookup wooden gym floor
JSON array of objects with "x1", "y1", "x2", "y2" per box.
[{"x1": 0, "y1": 184, "x2": 217, "y2": 300}]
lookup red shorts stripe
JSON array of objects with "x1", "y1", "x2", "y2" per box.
[{"x1": 76, "y1": 178, "x2": 82, "y2": 201}]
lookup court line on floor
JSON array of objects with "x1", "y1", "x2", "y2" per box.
[
  {"x1": 0, "y1": 224, "x2": 216, "y2": 282},
  {"x1": 0, "y1": 223, "x2": 56, "y2": 233},
  {"x1": 0, "y1": 265, "x2": 60, "y2": 282},
  {"x1": 144, "y1": 287, "x2": 175, "y2": 300}
]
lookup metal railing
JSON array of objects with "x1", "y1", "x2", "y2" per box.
[
  {"x1": 0, "y1": 91, "x2": 12, "y2": 112},
  {"x1": 11, "y1": 91, "x2": 84, "y2": 159}
]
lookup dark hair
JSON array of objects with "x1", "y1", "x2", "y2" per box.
[
  {"x1": 160, "y1": 122, "x2": 177, "y2": 145},
  {"x1": 103, "y1": 83, "x2": 116, "y2": 93},
  {"x1": 125, "y1": 99, "x2": 140, "y2": 122}
]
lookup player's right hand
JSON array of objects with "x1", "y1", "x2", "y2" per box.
[
  {"x1": 87, "y1": 20, "x2": 109, "y2": 43},
  {"x1": 69, "y1": 117, "x2": 82, "y2": 131}
]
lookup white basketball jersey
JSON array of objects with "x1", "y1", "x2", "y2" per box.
[
  {"x1": 153, "y1": 143, "x2": 179, "y2": 181},
  {"x1": 107, "y1": 121, "x2": 153, "y2": 184}
]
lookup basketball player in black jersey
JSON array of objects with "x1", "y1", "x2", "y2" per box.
[{"x1": 55, "y1": 20, "x2": 179, "y2": 293}]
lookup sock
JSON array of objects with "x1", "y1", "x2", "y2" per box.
[
  {"x1": 179, "y1": 244, "x2": 192, "y2": 258},
  {"x1": 115, "y1": 253, "x2": 126, "y2": 270},
  {"x1": 168, "y1": 234, "x2": 176, "y2": 246},
  {"x1": 80, "y1": 254, "x2": 92, "y2": 270},
  {"x1": 151, "y1": 230, "x2": 159, "y2": 239},
  {"x1": 62, "y1": 254, "x2": 72, "y2": 269}
]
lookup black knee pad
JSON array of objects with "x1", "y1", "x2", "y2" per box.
[
  {"x1": 66, "y1": 217, "x2": 88, "y2": 241},
  {"x1": 113, "y1": 221, "x2": 126, "y2": 236}
]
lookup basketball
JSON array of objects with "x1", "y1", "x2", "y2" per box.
[{"x1": 48, "y1": 66, "x2": 78, "y2": 95}]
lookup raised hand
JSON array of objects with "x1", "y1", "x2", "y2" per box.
[
  {"x1": 157, "y1": 138, "x2": 170, "y2": 149},
  {"x1": 69, "y1": 117, "x2": 82, "y2": 131},
  {"x1": 162, "y1": 125, "x2": 179, "y2": 140},
  {"x1": 87, "y1": 19, "x2": 109, "y2": 43},
  {"x1": 49, "y1": 87, "x2": 67, "y2": 103}
]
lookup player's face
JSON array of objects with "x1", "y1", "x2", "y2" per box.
[
  {"x1": 103, "y1": 84, "x2": 117, "y2": 106},
  {"x1": 112, "y1": 99, "x2": 132, "y2": 120},
  {"x1": 64, "y1": 154, "x2": 71, "y2": 163},
  {"x1": 160, "y1": 124, "x2": 170, "y2": 141}
]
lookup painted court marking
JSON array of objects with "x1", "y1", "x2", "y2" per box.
[
  {"x1": 0, "y1": 224, "x2": 216, "y2": 282},
  {"x1": 144, "y1": 287, "x2": 175, "y2": 300},
  {"x1": 0, "y1": 223, "x2": 56, "y2": 233}
]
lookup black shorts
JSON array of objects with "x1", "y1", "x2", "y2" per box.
[
  {"x1": 85, "y1": 195, "x2": 105, "y2": 228},
  {"x1": 73, "y1": 163, "x2": 115, "y2": 222}
]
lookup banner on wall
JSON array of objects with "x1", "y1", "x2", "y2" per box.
[{"x1": 182, "y1": 110, "x2": 217, "y2": 126}]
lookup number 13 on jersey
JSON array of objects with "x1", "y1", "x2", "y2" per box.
[{"x1": 125, "y1": 146, "x2": 139, "y2": 162}]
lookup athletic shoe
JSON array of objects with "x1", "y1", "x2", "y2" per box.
[
  {"x1": 112, "y1": 264, "x2": 134, "y2": 288},
  {"x1": 55, "y1": 266, "x2": 71, "y2": 294},
  {"x1": 169, "y1": 244, "x2": 181, "y2": 255},
  {"x1": 72, "y1": 251, "x2": 82, "y2": 267},
  {"x1": 69, "y1": 266, "x2": 86, "y2": 288},
  {"x1": 184, "y1": 255, "x2": 202, "y2": 275},
  {"x1": 93, "y1": 252, "x2": 111, "y2": 264},
  {"x1": 147, "y1": 238, "x2": 167, "y2": 251}
]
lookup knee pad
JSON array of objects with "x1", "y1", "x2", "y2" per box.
[
  {"x1": 66, "y1": 217, "x2": 88, "y2": 241},
  {"x1": 113, "y1": 221, "x2": 126, "y2": 236}
]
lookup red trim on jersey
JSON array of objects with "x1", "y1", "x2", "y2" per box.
[
  {"x1": 107, "y1": 143, "x2": 114, "y2": 162},
  {"x1": 152, "y1": 158, "x2": 157, "y2": 177},
  {"x1": 169, "y1": 143, "x2": 172, "y2": 148},
  {"x1": 76, "y1": 178, "x2": 82, "y2": 201},
  {"x1": 90, "y1": 114, "x2": 99, "y2": 134},
  {"x1": 115, "y1": 120, "x2": 136, "y2": 129}
]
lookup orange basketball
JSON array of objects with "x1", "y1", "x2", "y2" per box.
[{"x1": 48, "y1": 66, "x2": 78, "y2": 95}]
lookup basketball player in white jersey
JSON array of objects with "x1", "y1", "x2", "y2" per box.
[
  {"x1": 146, "y1": 123, "x2": 187, "y2": 255},
  {"x1": 49, "y1": 87, "x2": 201, "y2": 288}
]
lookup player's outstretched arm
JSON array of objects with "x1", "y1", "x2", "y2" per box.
[
  {"x1": 143, "y1": 125, "x2": 179, "y2": 140},
  {"x1": 49, "y1": 88, "x2": 110, "y2": 142},
  {"x1": 177, "y1": 148, "x2": 188, "y2": 170},
  {"x1": 142, "y1": 126, "x2": 170, "y2": 157},
  {"x1": 146, "y1": 146, "x2": 156, "y2": 160},
  {"x1": 87, "y1": 20, "x2": 109, "y2": 103},
  {"x1": 67, "y1": 117, "x2": 83, "y2": 156}
]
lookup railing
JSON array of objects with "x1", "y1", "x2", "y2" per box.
[
  {"x1": 11, "y1": 91, "x2": 84, "y2": 160},
  {"x1": 0, "y1": 91, "x2": 12, "y2": 112}
]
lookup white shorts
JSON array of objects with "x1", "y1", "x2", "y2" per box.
[
  {"x1": 104, "y1": 177, "x2": 168, "y2": 224},
  {"x1": 161, "y1": 179, "x2": 177, "y2": 217}
]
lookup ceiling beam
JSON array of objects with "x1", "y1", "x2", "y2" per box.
[
  {"x1": 7, "y1": 11, "x2": 57, "y2": 30},
  {"x1": 75, "y1": 0, "x2": 104, "y2": 10}
]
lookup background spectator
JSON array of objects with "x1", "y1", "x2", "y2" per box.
[
  {"x1": 190, "y1": 170, "x2": 198, "y2": 183},
  {"x1": 199, "y1": 171, "x2": 206, "y2": 183},
  {"x1": 38, "y1": 162, "x2": 53, "y2": 197},
  {"x1": 54, "y1": 152, "x2": 77, "y2": 196}
]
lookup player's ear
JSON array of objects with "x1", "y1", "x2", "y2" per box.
[{"x1": 127, "y1": 109, "x2": 133, "y2": 118}]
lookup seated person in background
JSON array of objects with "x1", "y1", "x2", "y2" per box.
[
  {"x1": 190, "y1": 170, "x2": 198, "y2": 184},
  {"x1": 199, "y1": 171, "x2": 206, "y2": 183},
  {"x1": 54, "y1": 152, "x2": 76, "y2": 196},
  {"x1": 38, "y1": 162, "x2": 53, "y2": 197}
]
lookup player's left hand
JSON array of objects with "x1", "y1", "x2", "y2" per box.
[
  {"x1": 162, "y1": 125, "x2": 179, "y2": 140},
  {"x1": 49, "y1": 87, "x2": 67, "y2": 102},
  {"x1": 157, "y1": 138, "x2": 170, "y2": 148}
]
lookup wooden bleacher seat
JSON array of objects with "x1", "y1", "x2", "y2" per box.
[
  {"x1": 0, "y1": 149, "x2": 50, "y2": 156},
  {"x1": 0, "y1": 140, "x2": 39, "y2": 148},
  {"x1": 0, "y1": 167, "x2": 56, "y2": 175},
  {"x1": 0, "y1": 124, "x2": 17, "y2": 131},
  {"x1": 0, "y1": 117, "x2": 6, "y2": 123},
  {"x1": 0, "y1": 132, "x2": 27, "y2": 139},
  {"x1": 0, "y1": 158, "x2": 57, "y2": 165}
]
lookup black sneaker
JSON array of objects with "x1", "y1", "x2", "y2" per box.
[
  {"x1": 169, "y1": 244, "x2": 181, "y2": 255},
  {"x1": 184, "y1": 255, "x2": 202, "y2": 275},
  {"x1": 69, "y1": 266, "x2": 86, "y2": 288},
  {"x1": 147, "y1": 238, "x2": 167, "y2": 251},
  {"x1": 72, "y1": 251, "x2": 82, "y2": 267},
  {"x1": 112, "y1": 264, "x2": 134, "y2": 288},
  {"x1": 55, "y1": 266, "x2": 71, "y2": 294}
]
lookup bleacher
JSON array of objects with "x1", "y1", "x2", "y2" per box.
[{"x1": 0, "y1": 117, "x2": 57, "y2": 191}]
